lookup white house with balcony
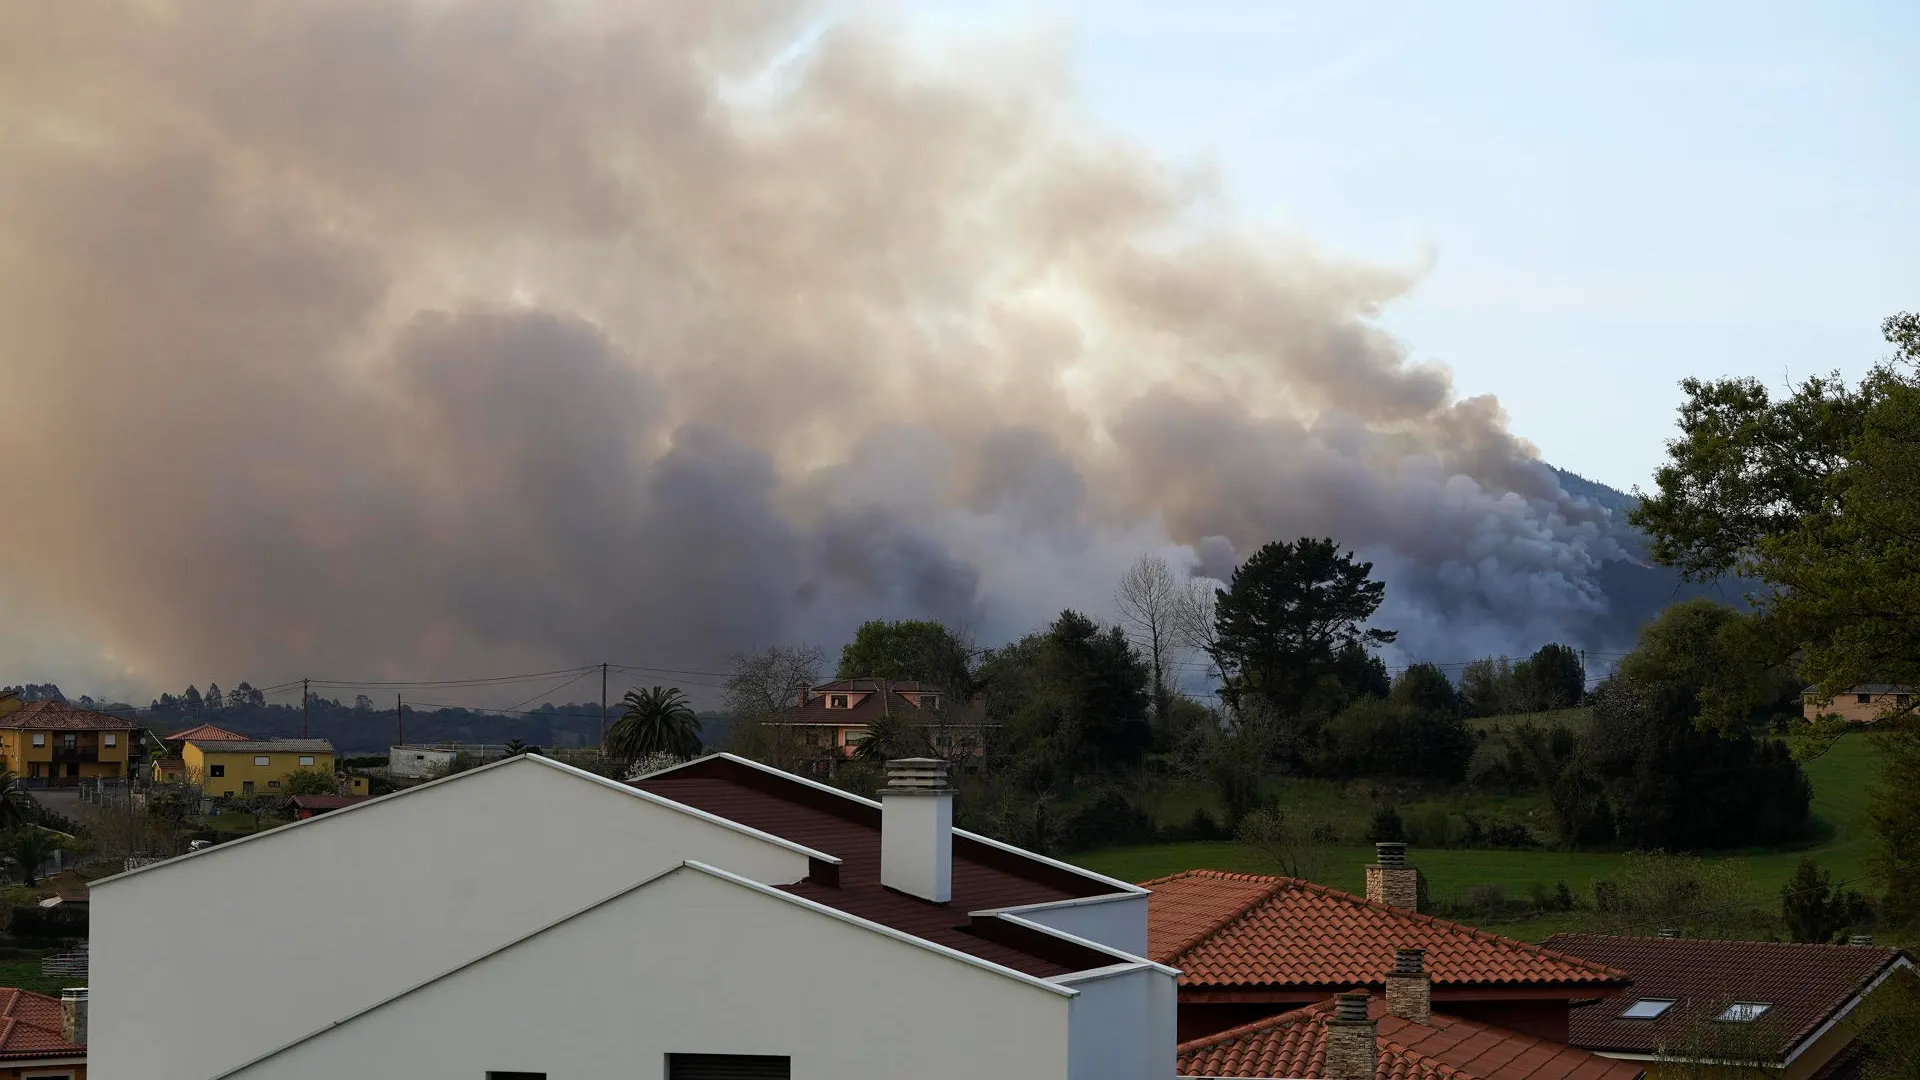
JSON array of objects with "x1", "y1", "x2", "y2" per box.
[{"x1": 88, "y1": 753, "x2": 1174, "y2": 1080}]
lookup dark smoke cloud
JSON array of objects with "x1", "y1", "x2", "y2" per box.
[{"x1": 0, "y1": 1, "x2": 1635, "y2": 698}]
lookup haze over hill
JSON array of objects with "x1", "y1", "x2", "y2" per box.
[{"x1": 0, "y1": 3, "x2": 1724, "y2": 697}]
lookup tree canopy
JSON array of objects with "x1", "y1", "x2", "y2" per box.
[
  {"x1": 836, "y1": 619, "x2": 974, "y2": 698},
  {"x1": 608, "y1": 686, "x2": 702, "y2": 763},
  {"x1": 1208, "y1": 537, "x2": 1395, "y2": 718}
]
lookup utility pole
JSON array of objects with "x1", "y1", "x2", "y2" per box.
[
  {"x1": 302, "y1": 678, "x2": 310, "y2": 738},
  {"x1": 396, "y1": 694, "x2": 404, "y2": 747},
  {"x1": 600, "y1": 663, "x2": 609, "y2": 748}
]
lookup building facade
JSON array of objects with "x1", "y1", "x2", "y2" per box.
[
  {"x1": 1802, "y1": 684, "x2": 1914, "y2": 724},
  {"x1": 182, "y1": 739, "x2": 336, "y2": 798},
  {"x1": 0, "y1": 701, "x2": 142, "y2": 786}
]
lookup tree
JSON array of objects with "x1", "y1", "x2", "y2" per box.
[
  {"x1": 1850, "y1": 967, "x2": 1920, "y2": 1080},
  {"x1": 1209, "y1": 538, "x2": 1396, "y2": 720},
  {"x1": 720, "y1": 645, "x2": 824, "y2": 769},
  {"x1": 850, "y1": 711, "x2": 933, "y2": 764},
  {"x1": 204, "y1": 682, "x2": 225, "y2": 711},
  {"x1": 1391, "y1": 663, "x2": 1460, "y2": 717},
  {"x1": 280, "y1": 770, "x2": 339, "y2": 796},
  {"x1": 1631, "y1": 311, "x2": 1920, "y2": 705},
  {"x1": 607, "y1": 686, "x2": 702, "y2": 763},
  {"x1": 1514, "y1": 644, "x2": 1585, "y2": 710},
  {"x1": 1235, "y1": 804, "x2": 1326, "y2": 882},
  {"x1": 1617, "y1": 598, "x2": 1799, "y2": 734},
  {"x1": 0, "y1": 769, "x2": 33, "y2": 833},
  {"x1": 1117, "y1": 553, "x2": 1182, "y2": 720},
  {"x1": 3, "y1": 828, "x2": 65, "y2": 886},
  {"x1": 182, "y1": 684, "x2": 203, "y2": 716},
  {"x1": 982, "y1": 611, "x2": 1152, "y2": 785},
  {"x1": 1781, "y1": 857, "x2": 1871, "y2": 943},
  {"x1": 1459, "y1": 657, "x2": 1516, "y2": 717},
  {"x1": 1870, "y1": 728, "x2": 1920, "y2": 926},
  {"x1": 836, "y1": 620, "x2": 975, "y2": 698},
  {"x1": 354, "y1": 694, "x2": 375, "y2": 712}
]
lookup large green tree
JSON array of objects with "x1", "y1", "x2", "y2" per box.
[
  {"x1": 1208, "y1": 537, "x2": 1396, "y2": 720},
  {"x1": 1615, "y1": 598, "x2": 1801, "y2": 734},
  {"x1": 981, "y1": 611, "x2": 1151, "y2": 783},
  {"x1": 607, "y1": 686, "x2": 702, "y2": 763},
  {"x1": 836, "y1": 619, "x2": 974, "y2": 698}
]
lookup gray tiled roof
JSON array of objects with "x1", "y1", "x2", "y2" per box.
[{"x1": 186, "y1": 739, "x2": 335, "y2": 755}]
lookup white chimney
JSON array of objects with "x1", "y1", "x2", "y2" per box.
[
  {"x1": 882, "y1": 757, "x2": 952, "y2": 903},
  {"x1": 60, "y1": 988, "x2": 86, "y2": 1045}
]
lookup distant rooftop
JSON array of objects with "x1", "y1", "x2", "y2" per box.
[{"x1": 188, "y1": 738, "x2": 335, "y2": 755}]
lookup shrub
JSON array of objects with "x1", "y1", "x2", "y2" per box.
[
  {"x1": 7, "y1": 904, "x2": 86, "y2": 940},
  {"x1": 1059, "y1": 790, "x2": 1158, "y2": 852},
  {"x1": 1485, "y1": 822, "x2": 1538, "y2": 849},
  {"x1": 1403, "y1": 806, "x2": 1454, "y2": 848},
  {"x1": 1160, "y1": 807, "x2": 1231, "y2": 843},
  {"x1": 1367, "y1": 805, "x2": 1406, "y2": 843}
]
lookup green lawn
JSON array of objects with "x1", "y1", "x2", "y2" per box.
[
  {"x1": 1078, "y1": 731, "x2": 1889, "y2": 940},
  {"x1": 1468, "y1": 707, "x2": 1593, "y2": 736},
  {"x1": 0, "y1": 952, "x2": 68, "y2": 996}
]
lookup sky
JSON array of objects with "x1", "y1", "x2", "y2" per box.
[
  {"x1": 1, "y1": 1, "x2": 1912, "y2": 705},
  {"x1": 898, "y1": 0, "x2": 1920, "y2": 491}
]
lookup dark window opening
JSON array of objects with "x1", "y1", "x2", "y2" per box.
[
  {"x1": 1858, "y1": 693, "x2": 1873, "y2": 703},
  {"x1": 668, "y1": 1054, "x2": 792, "y2": 1080},
  {"x1": 209, "y1": 764, "x2": 225, "y2": 777},
  {"x1": 486, "y1": 1073, "x2": 546, "y2": 1079}
]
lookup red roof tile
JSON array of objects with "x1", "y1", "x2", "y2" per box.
[
  {"x1": 1147, "y1": 871, "x2": 1626, "y2": 990},
  {"x1": 0, "y1": 700, "x2": 141, "y2": 732},
  {"x1": 0, "y1": 988, "x2": 84, "y2": 1061},
  {"x1": 1178, "y1": 996, "x2": 1644, "y2": 1080},
  {"x1": 163, "y1": 723, "x2": 248, "y2": 742},
  {"x1": 1541, "y1": 934, "x2": 1908, "y2": 1061},
  {"x1": 633, "y1": 755, "x2": 1127, "y2": 979}
]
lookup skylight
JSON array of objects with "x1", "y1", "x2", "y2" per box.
[
  {"x1": 1718, "y1": 1002, "x2": 1772, "y2": 1023},
  {"x1": 1619, "y1": 999, "x2": 1676, "y2": 1020}
]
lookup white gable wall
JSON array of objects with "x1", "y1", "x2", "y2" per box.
[
  {"x1": 91, "y1": 758, "x2": 816, "y2": 1080},
  {"x1": 224, "y1": 865, "x2": 1072, "y2": 1080},
  {"x1": 1003, "y1": 892, "x2": 1150, "y2": 957},
  {"x1": 1057, "y1": 962, "x2": 1178, "y2": 1080}
]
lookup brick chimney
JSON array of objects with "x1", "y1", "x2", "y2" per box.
[
  {"x1": 1323, "y1": 992, "x2": 1378, "y2": 1080},
  {"x1": 1386, "y1": 948, "x2": 1430, "y2": 1023},
  {"x1": 882, "y1": 758, "x2": 952, "y2": 903},
  {"x1": 60, "y1": 988, "x2": 86, "y2": 1045},
  {"x1": 1365, "y1": 843, "x2": 1418, "y2": 909}
]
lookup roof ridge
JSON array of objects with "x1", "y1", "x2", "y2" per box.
[
  {"x1": 1160, "y1": 871, "x2": 1303, "y2": 967},
  {"x1": 1280, "y1": 877, "x2": 1632, "y2": 982},
  {"x1": 1547, "y1": 931, "x2": 1900, "y2": 953}
]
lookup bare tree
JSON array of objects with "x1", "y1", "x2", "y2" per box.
[
  {"x1": 1173, "y1": 577, "x2": 1228, "y2": 711},
  {"x1": 1117, "y1": 554, "x2": 1181, "y2": 719},
  {"x1": 1234, "y1": 805, "x2": 1327, "y2": 883},
  {"x1": 721, "y1": 645, "x2": 825, "y2": 771}
]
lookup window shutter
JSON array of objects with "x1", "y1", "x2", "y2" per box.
[{"x1": 667, "y1": 1054, "x2": 792, "y2": 1080}]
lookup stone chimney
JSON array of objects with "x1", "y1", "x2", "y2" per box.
[
  {"x1": 1656, "y1": 927, "x2": 1682, "y2": 939},
  {"x1": 1365, "y1": 843, "x2": 1418, "y2": 909},
  {"x1": 1323, "y1": 992, "x2": 1378, "y2": 1080},
  {"x1": 60, "y1": 988, "x2": 86, "y2": 1045},
  {"x1": 1849, "y1": 933, "x2": 1876, "y2": 947},
  {"x1": 882, "y1": 758, "x2": 952, "y2": 903},
  {"x1": 1386, "y1": 948, "x2": 1430, "y2": 1024}
]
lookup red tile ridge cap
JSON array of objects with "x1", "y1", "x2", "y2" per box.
[{"x1": 1146, "y1": 869, "x2": 1631, "y2": 985}]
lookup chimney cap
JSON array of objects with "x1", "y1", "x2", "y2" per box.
[
  {"x1": 60, "y1": 988, "x2": 87, "y2": 1000},
  {"x1": 1656, "y1": 927, "x2": 1683, "y2": 939},
  {"x1": 1392, "y1": 948, "x2": 1425, "y2": 975},
  {"x1": 1332, "y1": 992, "x2": 1372, "y2": 1024},
  {"x1": 1374, "y1": 842, "x2": 1408, "y2": 867},
  {"x1": 1848, "y1": 933, "x2": 1876, "y2": 946},
  {"x1": 885, "y1": 757, "x2": 950, "y2": 792}
]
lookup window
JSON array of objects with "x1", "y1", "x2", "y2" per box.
[
  {"x1": 1718, "y1": 1002, "x2": 1772, "y2": 1023},
  {"x1": 843, "y1": 727, "x2": 866, "y2": 745},
  {"x1": 31, "y1": 733, "x2": 44, "y2": 747},
  {"x1": 1619, "y1": 999, "x2": 1676, "y2": 1020},
  {"x1": 268, "y1": 780, "x2": 280, "y2": 789},
  {"x1": 485, "y1": 1074, "x2": 547, "y2": 1080},
  {"x1": 254, "y1": 755, "x2": 271, "y2": 766},
  {"x1": 921, "y1": 695, "x2": 940, "y2": 710},
  {"x1": 104, "y1": 733, "x2": 117, "y2": 747},
  {"x1": 1899, "y1": 694, "x2": 1912, "y2": 706},
  {"x1": 209, "y1": 764, "x2": 226, "y2": 777},
  {"x1": 242, "y1": 781, "x2": 254, "y2": 794},
  {"x1": 1858, "y1": 693, "x2": 1873, "y2": 704},
  {"x1": 667, "y1": 1054, "x2": 791, "y2": 1080},
  {"x1": 61, "y1": 734, "x2": 77, "y2": 749},
  {"x1": 299, "y1": 755, "x2": 315, "y2": 766},
  {"x1": 828, "y1": 694, "x2": 849, "y2": 709}
]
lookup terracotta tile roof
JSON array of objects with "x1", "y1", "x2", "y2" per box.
[
  {"x1": 0, "y1": 699, "x2": 141, "y2": 732},
  {"x1": 163, "y1": 723, "x2": 249, "y2": 742},
  {"x1": 812, "y1": 678, "x2": 940, "y2": 694},
  {"x1": 1146, "y1": 871, "x2": 1627, "y2": 990},
  {"x1": 1542, "y1": 934, "x2": 1909, "y2": 1061},
  {"x1": 1178, "y1": 996, "x2": 1644, "y2": 1080},
  {"x1": 633, "y1": 755, "x2": 1126, "y2": 979},
  {"x1": 779, "y1": 680, "x2": 947, "y2": 726},
  {"x1": 0, "y1": 988, "x2": 84, "y2": 1061}
]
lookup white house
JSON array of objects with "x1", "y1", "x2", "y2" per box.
[{"x1": 89, "y1": 754, "x2": 1175, "y2": 1080}]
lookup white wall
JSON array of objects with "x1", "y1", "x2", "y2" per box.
[
  {"x1": 90, "y1": 758, "x2": 816, "y2": 1080},
  {"x1": 1008, "y1": 893, "x2": 1149, "y2": 957},
  {"x1": 226, "y1": 866, "x2": 1073, "y2": 1080},
  {"x1": 1058, "y1": 963, "x2": 1178, "y2": 1080}
]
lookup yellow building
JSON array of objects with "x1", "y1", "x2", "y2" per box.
[
  {"x1": 184, "y1": 738, "x2": 337, "y2": 798},
  {"x1": 0, "y1": 699, "x2": 143, "y2": 785}
]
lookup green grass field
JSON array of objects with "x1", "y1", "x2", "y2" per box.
[{"x1": 1078, "y1": 730, "x2": 1889, "y2": 941}]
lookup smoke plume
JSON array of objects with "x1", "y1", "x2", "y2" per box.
[{"x1": 0, "y1": 1, "x2": 1633, "y2": 698}]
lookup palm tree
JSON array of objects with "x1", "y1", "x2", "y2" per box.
[
  {"x1": 0, "y1": 769, "x2": 34, "y2": 832},
  {"x1": 4, "y1": 827, "x2": 64, "y2": 887},
  {"x1": 503, "y1": 738, "x2": 530, "y2": 756},
  {"x1": 606, "y1": 686, "x2": 702, "y2": 764},
  {"x1": 851, "y1": 712, "x2": 932, "y2": 764}
]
